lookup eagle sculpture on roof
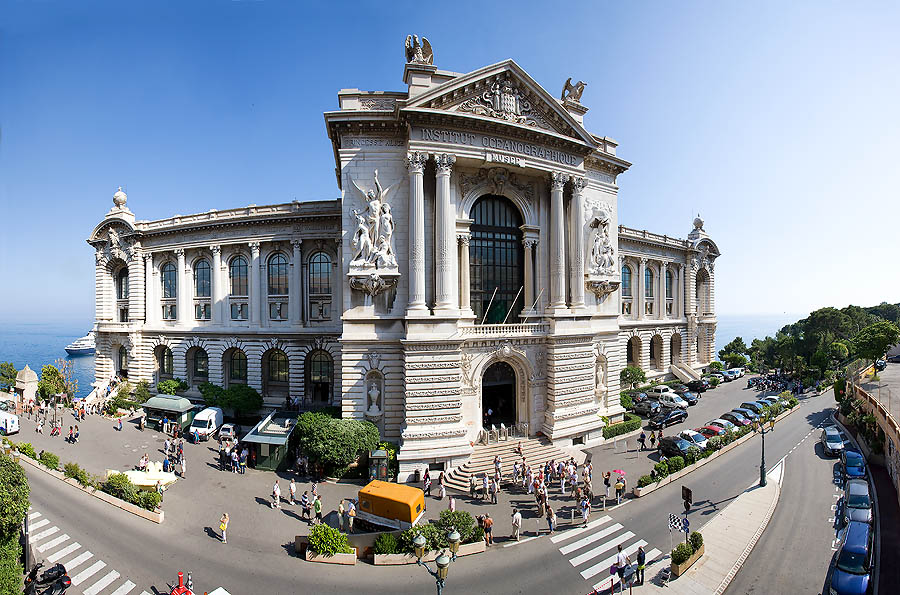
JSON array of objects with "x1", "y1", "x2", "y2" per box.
[{"x1": 405, "y1": 35, "x2": 433, "y2": 65}]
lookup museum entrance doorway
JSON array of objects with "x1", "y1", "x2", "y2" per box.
[{"x1": 482, "y1": 361, "x2": 516, "y2": 429}]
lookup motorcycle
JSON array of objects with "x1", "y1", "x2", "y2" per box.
[{"x1": 23, "y1": 562, "x2": 70, "y2": 595}]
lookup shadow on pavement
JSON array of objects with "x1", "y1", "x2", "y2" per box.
[{"x1": 203, "y1": 526, "x2": 221, "y2": 541}]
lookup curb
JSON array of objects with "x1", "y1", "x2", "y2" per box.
[{"x1": 17, "y1": 454, "x2": 164, "y2": 524}]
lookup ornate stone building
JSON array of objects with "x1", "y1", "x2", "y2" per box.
[{"x1": 88, "y1": 39, "x2": 718, "y2": 480}]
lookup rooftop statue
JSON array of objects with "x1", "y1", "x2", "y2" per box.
[{"x1": 405, "y1": 35, "x2": 433, "y2": 65}]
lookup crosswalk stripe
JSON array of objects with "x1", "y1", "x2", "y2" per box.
[
  {"x1": 65, "y1": 551, "x2": 94, "y2": 571},
  {"x1": 140, "y1": 591, "x2": 153, "y2": 595},
  {"x1": 569, "y1": 531, "x2": 634, "y2": 567},
  {"x1": 29, "y1": 526, "x2": 59, "y2": 543},
  {"x1": 559, "y1": 523, "x2": 624, "y2": 555},
  {"x1": 83, "y1": 570, "x2": 120, "y2": 595},
  {"x1": 28, "y1": 511, "x2": 42, "y2": 520},
  {"x1": 582, "y1": 538, "x2": 647, "y2": 580},
  {"x1": 36, "y1": 534, "x2": 69, "y2": 553},
  {"x1": 550, "y1": 516, "x2": 612, "y2": 543},
  {"x1": 30, "y1": 518, "x2": 50, "y2": 531},
  {"x1": 110, "y1": 580, "x2": 137, "y2": 595},
  {"x1": 46, "y1": 542, "x2": 81, "y2": 563},
  {"x1": 591, "y1": 546, "x2": 662, "y2": 590},
  {"x1": 71, "y1": 560, "x2": 106, "y2": 586}
]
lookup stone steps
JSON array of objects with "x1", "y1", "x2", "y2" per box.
[{"x1": 443, "y1": 437, "x2": 571, "y2": 493}]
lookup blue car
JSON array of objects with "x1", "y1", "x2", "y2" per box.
[
  {"x1": 830, "y1": 520, "x2": 874, "y2": 594},
  {"x1": 842, "y1": 449, "x2": 867, "y2": 481}
]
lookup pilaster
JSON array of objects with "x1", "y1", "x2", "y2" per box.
[
  {"x1": 211, "y1": 245, "x2": 222, "y2": 324},
  {"x1": 290, "y1": 240, "x2": 302, "y2": 325},
  {"x1": 406, "y1": 152, "x2": 428, "y2": 313},
  {"x1": 249, "y1": 242, "x2": 261, "y2": 325},
  {"x1": 433, "y1": 153, "x2": 456, "y2": 312},
  {"x1": 175, "y1": 249, "x2": 188, "y2": 325},
  {"x1": 548, "y1": 172, "x2": 569, "y2": 311},
  {"x1": 569, "y1": 177, "x2": 586, "y2": 309}
]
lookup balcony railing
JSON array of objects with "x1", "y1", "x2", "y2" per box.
[{"x1": 459, "y1": 322, "x2": 549, "y2": 337}]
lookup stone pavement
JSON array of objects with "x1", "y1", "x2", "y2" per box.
[{"x1": 636, "y1": 458, "x2": 784, "y2": 595}]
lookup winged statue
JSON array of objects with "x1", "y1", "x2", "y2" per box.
[
  {"x1": 349, "y1": 170, "x2": 400, "y2": 270},
  {"x1": 561, "y1": 77, "x2": 586, "y2": 102},
  {"x1": 405, "y1": 35, "x2": 433, "y2": 65}
]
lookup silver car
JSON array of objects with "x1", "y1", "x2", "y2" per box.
[
  {"x1": 820, "y1": 426, "x2": 844, "y2": 457},
  {"x1": 842, "y1": 479, "x2": 873, "y2": 525}
]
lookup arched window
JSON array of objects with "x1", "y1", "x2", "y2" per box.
[
  {"x1": 309, "y1": 252, "x2": 331, "y2": 295},
  {"x1": 230, "y1": 350, "x2": 247, "y2": 382},
  {"x1": 268, "y1": 253, "x2": 289, "y2": 296},
  {"x1": 267, "y1": 351, "x2": 288, "y2": 383},
  {"x1": 621, "y1": 265, "x2": 632, "y2": 297},
  {"x1": 644, "y1": 267, "x2": 654, "y2": 299},
  {"x1": 194, "y1": 259, "x2": 211, "y2": 297},
  {"x1": 116, "y1": 268, "x2": 129, "y2": 300},
  {"x1": 229, "y1": 256, "x2": 248, "y2": 296},
  {"x1": 665, "y1": 270, "x2": 673, "y2": 299},
  {"x1": 161, "y1": 262, "x2": 177, "y2": 298},
  {"x1": 193, "y1": 350, "x2": 208, "y2": 379},
  {"x1": 470, "y1": 195, "x2": 524, "y2": 323},
  {"x1": 118, "y1": 345, "x2": 128, "y2": 375},
  {"x1": 307, "y1": 350, "x2": 333, "y2": 403}
]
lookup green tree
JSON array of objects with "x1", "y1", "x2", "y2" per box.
[
  {"x1": 0, "y1": 363, "x2": 17, "y2": 392},
  {"x1": 852, "y1": 321, "x2": 900, "y2": 365},
  {"x1": 721, "y1": 352, "x2": 749, "y2": 369},
  {"x1": 296, "y1": 412, "x2": 380, "y2": 472},
  {"x1": 199, "y1": 382, "x2": 226, "y2": 408},
  {"x1": 0, "y1": 453, "x2": 29, "y2": 595},
  {"x1": 718, "y1": 337, "x2": 748, "y2": 361},
  {"x1": 619, "y1": 366, "x2": 646, "y2": 388},
  {"x1": 156, "y1": 379, "x2": 179, "y2": 395},
  {"x1": 37, "y1": 364, "x2": 65, "y2": 399},
  {"x1": 708, "y1": 361, "x2": 724, "y2": 372},
  {"x1": 223, "y1": 384, "x2": 263, "y2": 416},
  {"x1": 54, "y1": 358, "x2": 78, "y2": 398},
  {"x1": 830, "y1": 341, "x2": 849, "y2": 366},
  {"x1": 133, "y1": 380, "x2": 152, "y2": 404}
]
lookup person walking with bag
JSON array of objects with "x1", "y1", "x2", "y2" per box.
[
  {"x1": 511, "y1": 508, "x2": 521, "y2": 541},
  {"x1": 219, "y1": 513, "x2": 229, "y2": 544},
  {"x1": 272, "y1": 481, "x2": 282, "y2": 509},
  {"x1": 347, "y1": 499, "x2": 356, "y2": 533}
]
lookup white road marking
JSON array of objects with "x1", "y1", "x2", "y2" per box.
[
  {"x1": 29, "y1": 518, "x2": 50, "y2": 531},
  {"x1": 593, "y1": 547, "x2": 663, "y2": 591},
  {"x1": 28, "y1": 511, "x2": 42, "y2": 520},
  {"x1": 46, "y1": 542, "x2": 81, "y2": 563},
  {"x1": 110, "y1": 581, "x2": 137, "y2": 595},
  {"x1": 582, "y1": 538, "x2": 648, "y2": 580},
  {"x1": 64, "y1": 550, "x2": 94, "y2": 571},
  {"x1": 29, "y1": 526, "x2": 59, "y2": 543},
  {"x1": 37, "y1": 534, "x2": 69, "y2": 553},
  {"x1": 71, "y1": 560, "x2": 106, "y2": 586},
  {"x1": 502, "y1": 535, "x2": 540, "y2": 547},
  {"x1": 569, "y1": 531, "x2": 635, "y2": 567},
  {"x1": 83, "y1": 570, "x2": 120, "y2": 595},
  {"x1": 560, "y1": 523, "x2": 624, "y2": 555},
  {"x1": 550, "y1": 515, "x2": 612, "y2": 544}
]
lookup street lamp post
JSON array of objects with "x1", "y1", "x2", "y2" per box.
[
  {"x1": 414, "y1": 528, "x2": 461, "y2": 595},
  {"x1": 759, "y1": 420, "x2": 767, "y2": 487}
]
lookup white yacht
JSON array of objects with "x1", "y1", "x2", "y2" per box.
[{"x1": 65, "y1": 331, "x2": 96, "y2": 356}]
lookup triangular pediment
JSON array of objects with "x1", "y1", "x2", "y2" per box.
[{"x1": 404, "y1": 60, "x2": 597, "y2": 147}]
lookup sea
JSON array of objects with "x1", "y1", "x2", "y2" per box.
[{"x1": 0, "y1": 313, "x2": 804, "y2": 397}]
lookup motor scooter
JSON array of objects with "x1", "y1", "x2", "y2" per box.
[{"x1": 23, "y1": 562, "x2": 70, "y2": 595}]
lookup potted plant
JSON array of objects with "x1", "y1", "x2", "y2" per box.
[
  {"x1": 670, "y1": 531, "x2": 704, "y2": 577},
  {"x1": 305, "y1": 524, "x2": 357, "y2": 565}
]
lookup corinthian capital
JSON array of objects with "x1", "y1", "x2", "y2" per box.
[
  {"x1": 249, "y1": 242, "x2": 261, "y2": 254},
  {"x1": 571, "y1": 176, "x2": 587, "y2": 196},
  {"x1": 550, "y1": 172, "x2": 570, "y2": 191},
  {"x1": 433, "y1": 153, "x2": 456, "y2": 175},
  {"x1": 174, "y1": 248, "x2": 185, "y2": 259},
  {"x1": 210, "y1": 244, "x2": 221, "y2": 255},
  {"x1": 406, "y1": 151, "x2": 428, "y2": 174}
]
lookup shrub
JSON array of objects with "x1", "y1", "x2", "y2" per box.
[
  {"x1": 373, "y1": 532, "x2": 399, "y2": 555},
  {"x1": 399, "y1": 523, "x2": 446, "y2": 553},
  {"x1": 470, "y1": 525, "x2": 484, "y2": 544},
  {"x1": 709, "y1": 361, "x2": 724, "y2": 372},
  {"x1": 637, "y1": 474, "x2": 654, "y2": 488},
  {"x1": 224, "y1": 383, "x2": 263, "y2": 416},
  {"x1": 16, "y1": 442, "x2": 36, "y2": 459},
  {"x1": 786, "y1": 396, "x2": 799, "y2": 409},
  {"x1": 134, "y1": 490, "x2": 162, "y2": 511},
  {"x1": 706, "y1": 437, "x2": 724, "y2": 451},
  {"x1": 296, "y1": 412, "x2": 380, "y2": 474},
  {"x1": 63, "y1": 462, "x2": 92, "y2": 487},
  {"x1": 700, "y1": 448, "x2": 714, "y2": 459},
  {"x1": 667, "y1": 456, "x2": 685, "y2": 472},
  {"x1": 0, "y1": 453, "x2": 30, "y2": 534},
  {"x1": 834, "y1": 378, "x2": 847, "y2": 402},
  {"x1": 708, "y1": 376, "x2": 720, "y2": 387},
  {"x1": 199, "y1": 382, "x2": 226, "y2": 408},
  {"x1": 308, "y1": 523, "x2": 352, "y2": 556},
  {"x1": 619, "y1": 393, "x2": 634, "y2": 411},
  {"x1": 0, "y1": 531, "x2": 22, "y2": 595},
  {"x1": 689, "y1": 531, "x2": 703, "y2": 551},
  {"x1": 38, "y1": 450, "x2": 59, "y2": 470},
  {"x1": 102, "y1": 473, "x2": 137, "y2": 503},
  {"x1": 602, "y1": 413, "x2": 642, "y2": 440},
  {"x1": 620, "y1": 366, "x2": 646, "y2": 388},
  {"x1": 133, "y1": 380, "x2": 152, "y2": 404},
  {"x1": 652, "y1": 461, "x2": 669, "y2": 479},
  {"x1": 684, "y1": 446, "x2": 700, "y2": 465},
  {"x1": 671, "y1": 542, "x2": 694, "y2": 565},
  {"x1": 156, "y1": 379, "x2": 179, "y2": 395},
  {"x1": 436, "y1": 510, "x2": 476, "y2": 544}
]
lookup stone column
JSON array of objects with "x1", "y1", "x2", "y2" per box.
[
  {"x1": 678, "y1": 263, "x2": 685, "y2": 318},
  {"x1": 523, "y1": 238, "x2": 537, "y2": 313},
  {"x1": 434, "y1": 153, "x2": 456, "y2": 312},
  {"x1": 249, "y1": 242, "x2": 261, "y2": 324},
  {"x1": 569, "y1": 177, "x2": 587, "y2": 308},
  {"x1": 211, "y1": 245, "x2": 222, "y2": 323},
  {"x1": 290, "y1": 240, "x2": 302, "y2": 324},
  {"x1": 406, "y1": 152, "x2": 428, "y2": 312},
  {"x1": 127, "y1": 248, "x2": 145, "y2": 323},
  {"x1": 144, "y1": 253, "x2": 155, "y2": 324},
  {"x1": 638, "y1": 257, "x2": 647, "y2": 320},
  {"x1": 548, "y1": 172, "x2": 569, "y2": 310},
  {"x1": 458, "y1": 234, "x2": 471, "y2": 311},
  {"x1": 659, "y1": 261, "x2": 667, "y2": 320},
  {"x1": 175, "y1": 249, "x2": 188, "y2": 324}
]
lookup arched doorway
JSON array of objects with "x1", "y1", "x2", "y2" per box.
[
  {"x1": 626, "y1": 336, "x2": 642, "y2": 369},
  {"x1": 154, "y1": 345, "x2": 173, "y2": 384},
  {"x1": 262, "y1": 349, "x2": 290, "y2": 402},
  {"x1": 670, "y1": 334, "x2": 682, "y2": 365},
  {"x1": 482, "y1": 361, "x2": 516, "y2": 428},
  {"x1": 186, "y1": 347, "x2": 209, "y2": 389},
  {"x1": 650, "y1": 335, "x2": 663, "y2": 370},
  {"x1": 470, "y1": 195, "x2": 524, "y2": 323}
]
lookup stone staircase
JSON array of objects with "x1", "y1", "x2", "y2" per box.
[
  {"x1": 670, "y1": 363, "x2": 702, "y2": 382},
  {"x1": 443, "y1": 436, "x2": 572, "y2": 493}
]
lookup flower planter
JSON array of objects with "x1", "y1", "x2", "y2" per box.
[
  {"x1": 670, "y1": 543, "x2": 704, "y2": 577},
  {"x1": 305, "y1": 547, "x2": 358, "y2": 565},
  {"x1": 372, "y1": 540, "x2": 485, "y2": 565}
]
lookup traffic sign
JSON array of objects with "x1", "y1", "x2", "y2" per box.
[
  {"x1": 682, "y1": 485, "x2": 693, "y2": 505},
  {"x1": 682, "y1": 517, "x2": 690, "y2": 533}
]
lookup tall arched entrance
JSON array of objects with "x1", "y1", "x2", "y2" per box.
[
  {"x1": 482, "y1": 361, "x2": 516, "y2": 428},
  {"x1": 470, "y1": 195, "x2": 524, "y2": 323}
]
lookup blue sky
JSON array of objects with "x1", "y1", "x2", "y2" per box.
[{"x1": 1, "y1": 1, "x2": 898, "y2": 324}]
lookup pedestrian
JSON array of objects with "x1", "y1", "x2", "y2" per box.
[
  {"x1": 638, "y1": 431, "x2": 646, "y2": 450},
  {"x1": 289, "y1": 478, "x2": 296, "y2": 505},
  {"x1": 580, "y1": 495, "x2": 590, "y2": 527},
  {"x1": 272, "y1": 481, "x2": 281, "y2": 509},
  {"x1": 449, "y1": 496, "x2": 456, "y2": 513},
  {"x1": 657, "y1": 429, "x2": 663, "y2": 445},
  {"x1": 347, "y1": 499, "x2": 356, "y2": 533},
  {"x1": 483, "y1": 513, "x2": 494, "y2": 546},
  {"x1": 240, "y1": 448, "x2": 248, "y2": 474},
  {"x1": 117, "y1": 417, "x2": 123, "y2": 432},
  {"x1": 74, "y1": 425, "x2": 79, "y2": 443},
  {"x1": 649, "y1": 431, "x2": 656, "y2": 450},
  {"x1": 490, "y1": 477, "x2": 498, "y2": 504},
  {"x1": 482, "y1": 472, "x2": 489, "y2": 501},
  {"x1": 231, "y1": 449, "x2": 239, "y2": 473},
  {"x1": 615, "y1": 544, "x2": 630, "y2": 592},
  {"x1": 338, "y1": 499, "x2": 345, "y2": 532},
  {"x1": 219, "y1": 512, "x2": 229, "y2": 544},
  {"x1": 546, "y1": 505, "x2": 556, "y2": 533},
  {"x1": 312, "y1": 481, "x2": 318, "y2": 499},
  {"x1": 424, "y1": 473, "x2": 432, "y2": 497},
  {"x1": 470, "y1": 474, "x2": 476, "y2": 499},
  {"x1": 313, "y1": 495, "x2": 323, "y2": 525},
  {"x1": 156, "y1": 480, "x2": 164, "y2": 503},
  {"x1": 636, "y1": 545, "x2": 646, "y2": 585},
  {"x1": 438, "y1": 472, "x2": 446, "y2": 500},
  {"x1": 68, "y1": 426, "x2": 74, "y2": 443},
  {"x1": 604, "y1": 471, "x2": 611, "y2": 502},
  {"x1": 164, "y1": 438, "x2": 171, "y2": 457},
  {"x1": 301, "y1": 491, "x2": 311, "y2": 522},
  {"x1": 181, "y1": 455, "x2": 186, "y2": 478},
  {"x1": 614, "y1": 476, "x2": 624, "y2": 504}
]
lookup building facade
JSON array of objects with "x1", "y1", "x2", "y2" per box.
[{"x1": 88, "y1": 40, "x2": 719, "y2": 480}]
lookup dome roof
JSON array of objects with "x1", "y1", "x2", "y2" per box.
[
  {"x1": 112, "y1": 186, "x2": 128, "y2": 207},
  {"x1": 16, "y1": 364, "x2": 38, "y2": 383}
]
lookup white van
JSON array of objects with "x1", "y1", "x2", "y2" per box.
[
  {"x1": 659, "y1": 393, "x2": 689, "y2": 410},
  {"x1": 0, "y1": 411, "x2": 20, "y2": 435},
  {"x1": 189, "y1": 407, "x2": 223, "y2": 441},
  {"x1": 728, "y1": 367, "x2": 745, "y2": 378},
  {"x1": 647, "y1": 386, "x2": 674, "y2": 399}
]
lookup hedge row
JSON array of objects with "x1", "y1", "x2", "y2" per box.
[{"x1": 602, "y1": 413, "x2": 642, "y2": 440}]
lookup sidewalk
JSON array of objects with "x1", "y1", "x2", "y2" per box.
[{"x1": 639, "y1": 458, "x2": 784, "y2": 595}]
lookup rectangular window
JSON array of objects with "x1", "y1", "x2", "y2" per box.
[
  {"x1": 119, "y1": 308, "x2": 128, "y2": 322},
  {"x1": 162, "y1": 305, "x2": 177, "y2": 320},
  {"x1": 231, "y1": 302, "x2": 248, "y2": 321}
]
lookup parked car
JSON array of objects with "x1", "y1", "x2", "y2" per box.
[
  {"x1": 821, "y1": 426, "x2": 845, "y2": 457},
  {"x1": 721, "y1": 411, "x2": 751, "y2": 427},
  {"x1": 887, "y1": 354, "x2": 900, "y2": 363},
  {"x1": 740, "y1": 401, "x2": 767, "y2": 416},
  {"x1": 647, "y1": 386, "x2": 675, "y2": 399},
  {"x1": 842, "y1": 449, "x2": 867, "y2": 480},
  {"x1": 648, "y1": 408, "x2": 688, "y2": 429},
  {"x1": 697, "y1": 425, "x2": 727, "y2": 439},
  {"x1": 874, "y1": 359, "x2": 886, "y2": 371},
  {"x1": 830, "y1": 520, "x2": 874, "y2": 595},
  {"x1": 709, "y1": 372, "x2": 726, "y2": 383},
  {"x1": 190, "y1": 407, "x2": 224, "y2": 441},
  {"x1": 659, "y1": 436, "x2": 694, "y2": 457},
  {"x1": 679, "y1": 391, "x2": 699, "y2": 406},
  {"x1": 758, "y1": 397, "x2": 779, "y2": 407},
  {"x1": 633, "y1": 399, "x2": 661, "y2": 417},
  {"x1": 658, "y1": 393, "x2": 689, "y2": 410},
  {"x1": 718, "y1": 370, "x2": 734, "y2": 382},
  {"x1": 631, "y1": 392, "x2": 650, "y2": 405},
  {"x1": 728, "y1": 367, "x2": 745, "y2": 378},
  {"x1": 733, "y1": 407, "x2": 760, "y2": 422},
  {"x1": 841, "y1": 479, "x2": 873, "y2": 525},
  {"x1": 672, "y1": 384, "x2": 690, "y2": 394},
  {"x1": 679, "y1": 429, "x2": 708, "y2": 450},
  {"x1": 687, "y1": 379, "x2": 709, "y2": 393},
  {"x1": 219, "y1": 423, "x2": 239, "y2": 442},
  {"x1": 708, "y1": 418, "x2": 736, "y2": 433}
]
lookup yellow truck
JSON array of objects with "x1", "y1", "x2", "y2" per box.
[{"x1": 356, "y1": 480, "x2": 425, "y2": 530}]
